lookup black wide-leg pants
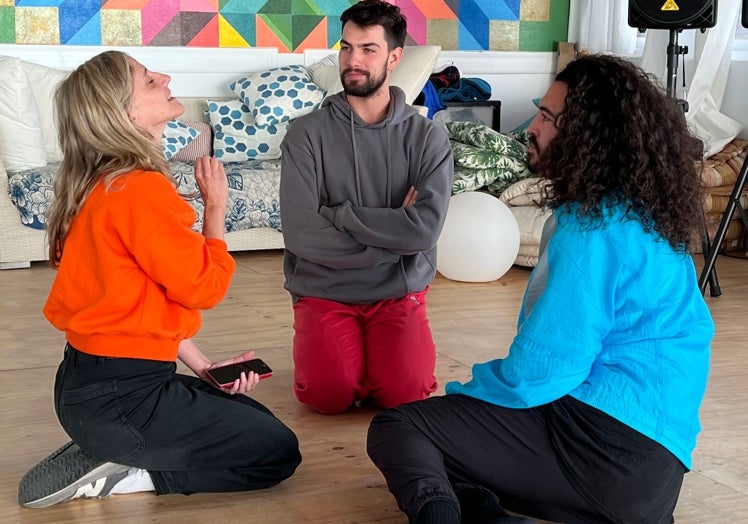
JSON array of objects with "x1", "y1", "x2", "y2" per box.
[
  {"x1": 54, "y1": 345, "x2": 301, "y2": 495},
  {"x1": 367, "y1": 394, "x2": 682, "y2": 524}
]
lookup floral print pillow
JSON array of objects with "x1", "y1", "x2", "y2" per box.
[
  {"x1": 7, "y1": 163, "x2": 56, "y2": 230},
  {"x1": 446, "y1": 121, "x2": 531, "y2": 196}
]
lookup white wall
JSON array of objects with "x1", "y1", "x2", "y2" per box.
[
  {"x1": 0, "y1": 44, "x2": 282, "y2": 98},
  {"x1": 2, "y1": 43, "x2": 744, "y2": 136},
  {"x1": 0, "y1": 44, "x2": 557, "y2": 134}
]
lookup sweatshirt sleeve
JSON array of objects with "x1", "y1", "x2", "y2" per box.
[
  {"x1": 319, "y1": 124, "x2": 453, "y2": 255},
  {"x1": 280, "y1": 126, "x2": 400, "y2": 269},
  {"x1": 112, "y1": 172, "x2": 236, "y2": 310}
]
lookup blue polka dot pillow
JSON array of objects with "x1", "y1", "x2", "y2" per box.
[
  {"x1": 230, "y1": 65, "x2": 325, "y2": 127},
  {"x1": 207, "y1": 100, "x2": 289, "y2": 161},
  {"x1": 161, "y1": 119, "x2": 200, "y2": 160}
]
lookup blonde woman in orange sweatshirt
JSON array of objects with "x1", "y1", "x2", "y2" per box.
[{"x1": 18, "y1": 51, "x2": 301, "y2": 509}]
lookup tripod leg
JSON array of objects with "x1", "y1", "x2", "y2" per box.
[
  {"x1": 699, "y1": 217, "x2": 721, "y2": 296},
  {"x1": 698, "y1": 156, "x2": 748, "y2": 295}
]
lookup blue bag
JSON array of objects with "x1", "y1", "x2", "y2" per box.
[{"x1": 437, "y1": 77, "x2": 492, "y2": 103}]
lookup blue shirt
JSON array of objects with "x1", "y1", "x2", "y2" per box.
[{"x1": 446, "y1": 204, "x2": 714, "y2": 468}]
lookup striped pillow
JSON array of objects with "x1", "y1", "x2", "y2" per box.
[{"x1": 172, "y1": 122, "x2": 212, "y2": 161}]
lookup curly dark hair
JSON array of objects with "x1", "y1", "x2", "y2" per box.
[
  {"x1": 341, "y1": 0, "x2": 407, "y2": 50},
  {"x1": 538, "y1": 54, "x2": 705, "y2": 252}
]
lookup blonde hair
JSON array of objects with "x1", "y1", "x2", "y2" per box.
[{"x1": 47, "y1": 50, "x2": 174, "y2": 266}]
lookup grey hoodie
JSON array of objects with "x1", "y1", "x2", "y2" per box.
[{"x1": 280, "y1": 87, "x2": 454, "y2": 304}]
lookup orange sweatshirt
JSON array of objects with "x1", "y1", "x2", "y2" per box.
[{"x1": 43, "y1": 170, "x2": 236, "y2": 362}]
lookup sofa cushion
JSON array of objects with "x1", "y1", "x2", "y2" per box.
[
  {"x1": 207, "y1": 99, "x2": 288, "y2": 161},
  {"x1": 230, "y1": 65, "x2": 324, "y2": 127},
  {"x1": 171, "y1": 159, "x2": 282, "y2": 233},
  {"x1": 8, "y1": 159, "x2": 284, "y2": 234},
  {"x1": 20, "y1": 60, "x2": 69, "y2": 163},
  {"x1": 499, "y1": 177, "x2": 548, "y2": 207},
  {"x1": 0, "y1": 56, "x2": 47, "y2": 171},
  {"x1": 6, "y1": 162, "x2": 57, "y2": 230},
  {"x1": 306, "y1": 54, "x2": 341, "y2": 98}
]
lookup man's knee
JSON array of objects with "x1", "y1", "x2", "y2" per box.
[
  {"x1": 369, "y1": 373, "x2": 438, "y2": 409},
  {"x1": 367, "y1": 407, "x2": 406, "y2": 458},
  {"x1": 294, "y1": 376, "x2": 359, "y2": 415}
]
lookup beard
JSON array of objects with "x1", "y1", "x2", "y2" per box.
[
  {"x1": 527, "y1": 134, "x2": 541, "y2": 172},
  {"x1": 341, "y1": 66, "x2": 388, "y2": 98}
]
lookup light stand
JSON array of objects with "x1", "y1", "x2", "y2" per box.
[
  {"x1": 665, "y1": 30, "x2": 687, "y2": 104},
  {"x1": 629, "y1": 0, "x2": 724, "y2": 295},
  {"x1": 661, "y1": 29, "x2": 721, "y2": 295}
]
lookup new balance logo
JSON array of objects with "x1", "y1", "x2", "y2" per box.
[{"x1": 72, "y1": 478, "x2": 108, "y2": 499}]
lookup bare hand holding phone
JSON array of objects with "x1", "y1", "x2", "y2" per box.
[{"x1": 205, "y1": 357, "x2": 273, "y2": 394}]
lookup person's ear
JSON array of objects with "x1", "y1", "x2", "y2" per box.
[{"x1": 388, "y1": 47, "x2": 403, "y2": 73}]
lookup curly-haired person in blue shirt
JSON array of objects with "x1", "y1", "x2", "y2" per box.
[{"x1": 367, "y1": 54, "x2": 714, "y2": 524}]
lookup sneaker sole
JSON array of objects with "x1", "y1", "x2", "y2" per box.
[{"x1": 18, "y1": 442, "x2": 131, "y2": 509}]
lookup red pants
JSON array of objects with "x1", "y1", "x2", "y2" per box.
[{"x1": 291, "y1": 288, "x2": 438, "y2": 414}]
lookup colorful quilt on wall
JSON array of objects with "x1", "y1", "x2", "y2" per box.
[{"x1": 0, "y1": 0, "x2": 568, "y2": 52}]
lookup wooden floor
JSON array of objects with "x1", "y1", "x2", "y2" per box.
[{"x1": 1, "y1": 250, "x2": 746, "y2": 523}]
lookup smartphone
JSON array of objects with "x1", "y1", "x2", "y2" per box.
[{"x1": 206, "y1": 358, "x2": 273, "y2": 387}]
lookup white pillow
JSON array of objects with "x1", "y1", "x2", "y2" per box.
[
  {"x1": 0, "y1": 56, "x2": 47, "y2": 171},
  {"x1": 307, "y1": 45, "x2": 441, "y2": 105},
  {"x1": 230, "y1": 65, "x2": 325, "y2": 127},
  {"x1": 499, "y1": 177, "x2": 549, "y2": 206},
  {"x1": 20, "y1": 61, "x2": 69, "y2": 163},
  {"x1": 508, "y1": 206, "x2": 553, "y2": 247},
  {"x1": 161, "y1": 119, "x2": 201, "y2": 160},
  {"x1": 207, "y1": 100, "x2": 289, "y2": 161},
  {"x1": 393, "y1": 45, "x2": 441, "y2": 103},
  {"x1": 306, "y1": 54, "x2": 342, "y2": 98}
]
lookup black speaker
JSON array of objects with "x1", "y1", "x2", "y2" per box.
[{"x1": 628, "y1": 0, "x2": 717, "y2": 30}]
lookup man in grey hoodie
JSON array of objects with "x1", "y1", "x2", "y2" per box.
[{"x1": 279, "y1": 0, "x2": 453, "y2": 415}]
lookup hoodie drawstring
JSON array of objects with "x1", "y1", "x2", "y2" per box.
[
  {"x1": 350, "y1": 109, "x2": 363, "y2": 205},
  {"x1": 386, "y1": 127, "x2": 392, "y2": 207}
]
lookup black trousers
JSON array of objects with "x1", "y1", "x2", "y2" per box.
[
  {"x1": 367, "y1": 394, "x2": 682, "y2": 524},
  {"x1": 54, "y1": 345, "x2": 301, "y2": 495}
]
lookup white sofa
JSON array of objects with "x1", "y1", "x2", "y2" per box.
[
  {"x1": 0, "y1": 95, "x2": 286, "y2": 269},
  {"x1": 0, "y1": 45, "x2": 440, "y2": 269}
]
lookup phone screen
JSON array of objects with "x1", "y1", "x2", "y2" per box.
[{"x1": 207, "y1": 359, "x2": 273, "y2": 386}]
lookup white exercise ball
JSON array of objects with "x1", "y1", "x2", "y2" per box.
[{"x1": 437, "y1": 191, "x2": 520, "y2": 282}]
